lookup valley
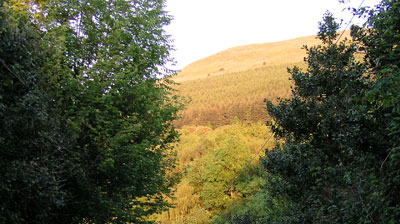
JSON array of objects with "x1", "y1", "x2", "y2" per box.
[{"x1": 154, "y1": 34, "x2": 323, "y2": 223}]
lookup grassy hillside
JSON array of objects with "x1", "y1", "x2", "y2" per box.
[{"x1": 173, "y1": 34, "x2": 322, "y2": 83}]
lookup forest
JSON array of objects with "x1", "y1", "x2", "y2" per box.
[
  {"x1": 174, "y1": 64, "x2": 297, "y2": 127},
  {"x1": 1, "y1": 0, "x2": 399, "y2": 223}
]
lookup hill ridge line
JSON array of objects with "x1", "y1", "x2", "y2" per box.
[{"x1": 174, "y1": 31, "x2": 350, "y2": 82}]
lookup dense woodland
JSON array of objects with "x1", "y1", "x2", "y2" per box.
[
  {"x1": 152, "y1": 122, "x2": 273, "y2": 223},
  {"x1": 1, "y1": 0, "x2": 182, "y2": 223},
  {"x1": 1, "y1": 0, "x2": 400, "y2": 223}
]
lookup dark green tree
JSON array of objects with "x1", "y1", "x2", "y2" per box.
[
  {"x1": 260, "y1": 6, "x2": 399, "y2": 223},
  {"x1": 0, "y1": 4, "x2": 73, "y2": 223},
  {"x1": 1, "y1": 0, "x2": 182, "y2": 223},
  {"x1": 41, "y1": 0, "x2": 182, "y2": 223},
  {"x1": 352, "y1": 0, "x2": 400, "y2": 221}
]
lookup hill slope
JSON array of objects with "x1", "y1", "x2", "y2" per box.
[
  {"x1": 158, "y1": 32, "x2": 352, "y2": 223},
  {"x1": 173, "y1": 32, "x2": 349, "y2": 127},
  {"x1": 173, "y1": 34, "x2": 323, "y2": 83}
]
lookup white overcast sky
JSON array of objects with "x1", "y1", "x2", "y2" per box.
[{"x1": 165, "y1": 0, "x2": 380, "y2": 70}]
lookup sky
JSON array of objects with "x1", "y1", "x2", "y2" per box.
[{"x1": 165, "y1": 0, "x2": 380, "y2": 70}]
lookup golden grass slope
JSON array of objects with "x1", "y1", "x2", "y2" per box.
[{"x1": 173, "y1": 34, "x2": 322, "y2": 83}]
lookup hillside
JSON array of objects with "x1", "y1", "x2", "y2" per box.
[
  {"x1": 157, "y1": 31, "x2": 357, "y2": 223},
  {"x1": 173, "y1": 34, "x2": 323, "y2": 83},
  {"x1": 172, "y1": 33, "x2": 337, "y2": 127}
]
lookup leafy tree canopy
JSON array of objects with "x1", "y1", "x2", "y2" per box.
[
  {"x1": 258, "y1": 1, "x2": 400, "y2": 223},
  {"x1": 0, "y1": 0, "x2": 182, "y2": 223}
]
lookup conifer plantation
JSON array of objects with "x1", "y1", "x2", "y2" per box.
[{"x1": 1, "y1": 0, "x2": 399, "y2": 223}]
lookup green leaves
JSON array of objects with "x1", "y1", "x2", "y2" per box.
[
  {"x1": 317, "y1": 11, "x2": 340, "y2": 45},
  {"x1": 1, "y1": 0, "x2": 182, "y2": 223},
  {"x1": 261, "y1": 3, "x2": 400, "y2": 223},
  {"x1": 0, "y1": 5, "x2": 73, "y2": 223}
]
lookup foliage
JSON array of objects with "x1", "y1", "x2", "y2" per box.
[
  {"x1": 256, "y1": 3, "x2": 400, "y2": 223},
  {"x1": 155, "y1": 122, "x2": 273, "y2": 223},
  {"x1": 352, "y1": 0, "x2": 400, "y2": 220},
  {"x1": 0, "y1": 3, "x2": 72, "y2": 223},
  {"x1": 0, "y1": 0, "x2": 182, "y2": 223}
]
